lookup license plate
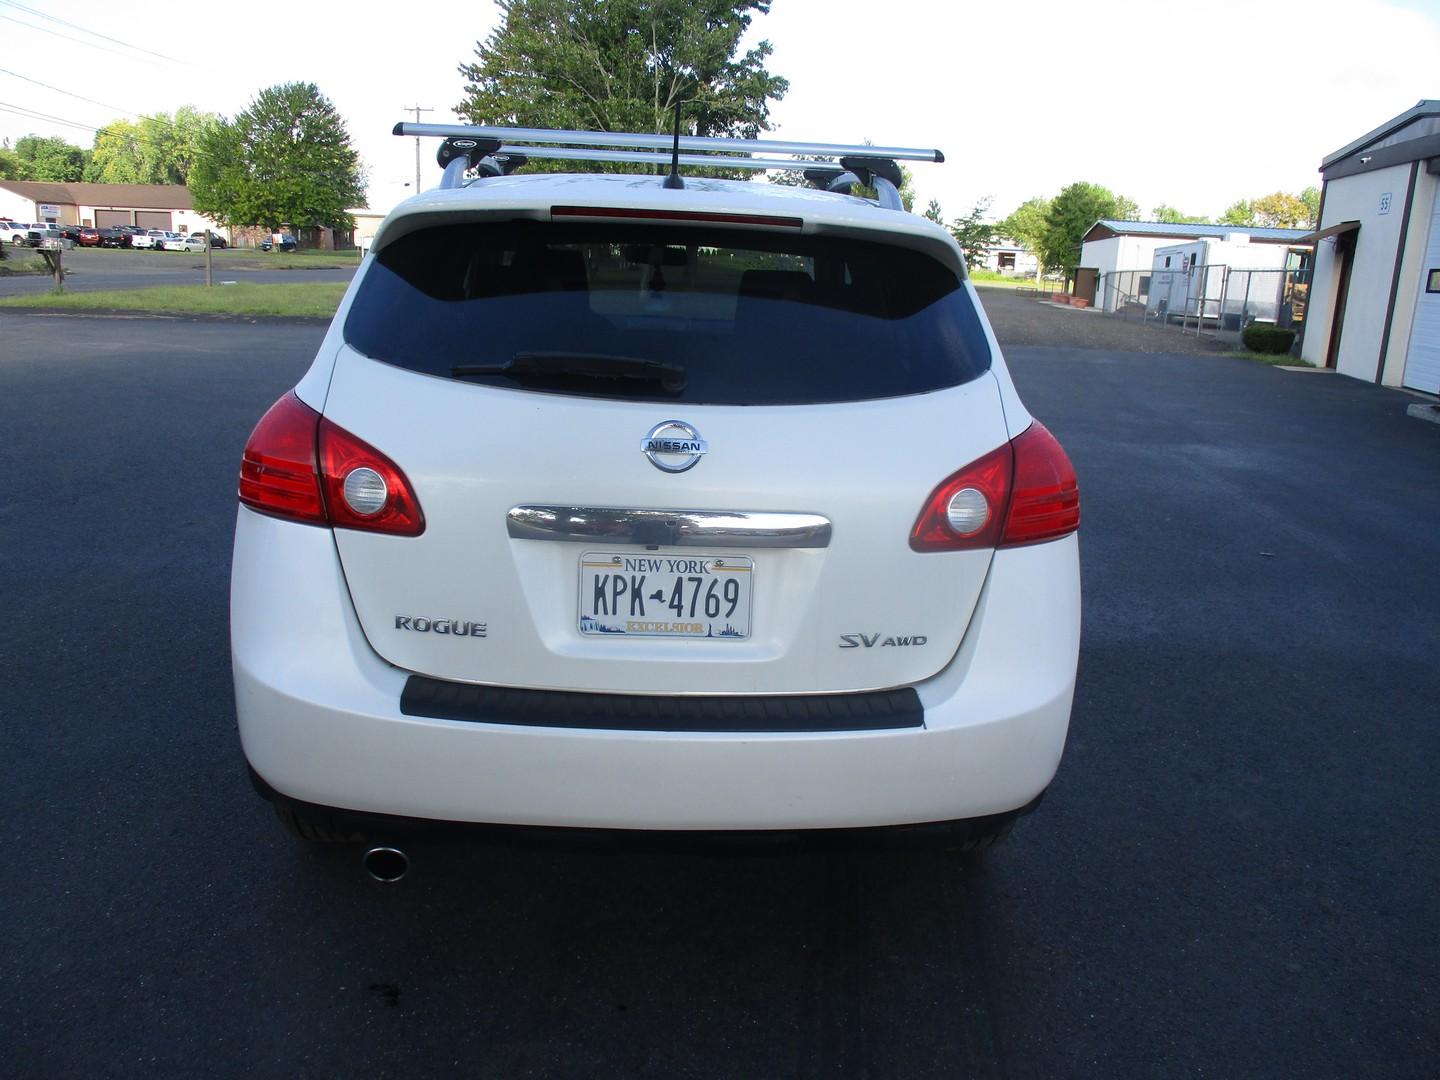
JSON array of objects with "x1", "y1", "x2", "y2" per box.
[{"x1": 579, "y1": 552, "x2": 753, "y2": 639}]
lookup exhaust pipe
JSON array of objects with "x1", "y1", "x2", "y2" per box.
[{"x1": 362, "y1": 845, "x2": 409, "y2": 883}]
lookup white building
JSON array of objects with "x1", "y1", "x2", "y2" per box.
[
  {"x1": 1298, "y1": 100, "x2": 1440, "y2": 393},
  {"x1": 974, "y1": 235, "x2": 1039, "y2": 277},
  {"x1": 0, "y1": 180, "x2": 223, "y2": 235},
  {"x1": 1079, "y1": 220, "x2": 1311, "y2": 312}
]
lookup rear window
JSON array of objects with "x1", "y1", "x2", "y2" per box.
[{"x1": 344, "y1": 221, "x2": 990, "y2": 405}]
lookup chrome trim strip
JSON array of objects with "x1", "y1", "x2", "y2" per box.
[{"x1": 507, "y1": 506, "x2": 832, "y2": 549}]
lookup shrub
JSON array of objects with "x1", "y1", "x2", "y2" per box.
[{"x1": 1242, "y1": 324, "x2": 1296, "y2": 354}]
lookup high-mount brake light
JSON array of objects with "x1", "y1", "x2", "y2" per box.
[
  {"x1": 550, "y1": 206, "x2": 804, "y2": 229},
  {"x1": 237, "y1": 392, "x2": 425, "y2": 536},
  {"x1": 910, "y1": 422, "x2": 1079, "y2": 552}
]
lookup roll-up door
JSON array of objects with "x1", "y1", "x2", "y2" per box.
[
  {"x1": 1402, "y1": 193, "x2": 1440, "y2": 394},
  {"x1": 135, "y1": 211, "x2": 173, "y2": 230},
  {"x1": 94, "y1": 210, "x2": 131, "y2": 228}
]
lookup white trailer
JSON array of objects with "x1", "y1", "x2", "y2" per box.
[{"x1": 1146, "y1": 235, "x2": 1296, "y2": 324}]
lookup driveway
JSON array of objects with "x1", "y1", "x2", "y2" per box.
[
  {"x1": 978, "y1": 284, "x2": 1238, "y2": 355},
  {"x1": 1, "y1": 314, "x2": 1436, "y2": 1078}
]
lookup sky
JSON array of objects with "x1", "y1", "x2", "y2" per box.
[{"x1": 2, "y1": 0, "x2": 1438, "y2": 222}]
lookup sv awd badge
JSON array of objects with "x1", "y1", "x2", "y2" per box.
[{"x1": 839, "y1": 633, "x2": 928, "y2": 648}]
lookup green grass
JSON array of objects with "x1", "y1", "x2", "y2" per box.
[
  {"x1": 69, "y1": 246, "x2": 362, "y2": 268},
  {"x1": 970, "y1": 271, "x2": 1063, "y2": 291},
  {"x1": 0, "y1": 254, "x2": 48, "y2": 275},
  {"x1": 1224, "y1": 350, "x2": 1313, "y2": 367},
  {"x1": 0, "y1": 281, "x2": 348, "y2": 318}
]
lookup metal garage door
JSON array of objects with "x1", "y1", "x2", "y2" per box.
[
  {"x1": 94, "y1": 209, "x2": 131, "y2": 229},
  {"x1": 1403, "y1": 190, "x2": 1440, "y2": 394},
  {"x1": 135, "y1": 211, "x2": 172, "y2": 231}
]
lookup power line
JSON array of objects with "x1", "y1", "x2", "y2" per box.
[
  {"x1": 0, "y1": 11, "x2": 138, "y2": 60},
  {"x1": 0, "y1": 102, "x2": 100, "y2": 133},
  {"x1": 0, "y1": 0, "x2": 188, "y2": 65},
  {"x1": 0, "y1": 65, "x2": 143, "y2": 119}
]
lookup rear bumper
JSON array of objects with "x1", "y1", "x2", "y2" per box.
[{"x1": 232, "y1": 509, "x2": 1080, "y2": 831}]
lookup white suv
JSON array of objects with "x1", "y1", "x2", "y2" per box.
[{"x1": 231, "y1": 129, "x2": 1081, "y2": 869}]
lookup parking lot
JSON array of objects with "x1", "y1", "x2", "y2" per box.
[{"x1": 2, "y1": 310, "x2": 1437, "y2": 1078}]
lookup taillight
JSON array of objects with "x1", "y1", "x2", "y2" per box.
[
  {"x1": 909, "y1": 421, "x2": 1078, "y2": 552},
  {"x1": 1002, "y1": 422, "x2": 1080, "y2": 546},
  {"x1": 238, "y1": 393, "x2": 326, "y2": 524},
  {"x1": 316, "y1": 417, "x2": 425, "y2": 535},
  {"x1": 237, "y1": 392, "x2": 425, "y2": 536}
]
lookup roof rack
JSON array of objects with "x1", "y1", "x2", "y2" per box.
[{"x1": 393, "y1": 122, "x2": 944, "y2": 212}]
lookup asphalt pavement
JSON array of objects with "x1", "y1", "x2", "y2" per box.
[
  {"x1": 0, "y1": 247, "x2": 356, "y2": 297},
  {"x1": 1, "y1": 313, "x2": 1436, "y2": 1078}
]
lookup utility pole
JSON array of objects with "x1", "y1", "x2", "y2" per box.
[{"x1": 403, "y1": 103, "x2": 433, "y2": 192}]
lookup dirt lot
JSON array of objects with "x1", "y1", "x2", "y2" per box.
[{"x1": 977, "y1": 285, "x2": 1231, "y2": 355}]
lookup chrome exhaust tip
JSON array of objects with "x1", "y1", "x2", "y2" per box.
[{"x1": 362, "y1": 846, "x2": 409, "y2": 883}]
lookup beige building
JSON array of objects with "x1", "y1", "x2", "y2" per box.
[
  {"x1": 0, "y1": 180, "x2": 223, "y2": 235},
  {"x1": 1299, "y1": 100, "x2": 1440, "y2": 393}
]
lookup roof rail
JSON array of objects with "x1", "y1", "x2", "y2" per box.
[{"x1": 394, "y1": 122, "x2": 943, "y2": 212}]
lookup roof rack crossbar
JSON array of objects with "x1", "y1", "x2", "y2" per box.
[
  {"x1": 394, "y1": 122, "x2": 943, "y2": 164},
  {"x1": 490, "y1": 144, "x2": 847, "y2": 174}
]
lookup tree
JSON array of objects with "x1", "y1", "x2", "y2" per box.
[
  {"x1": 0, "y1": 146, "x2": 21, "y2": 181},
  {"x1": 1041, "y1": 181, "x2": 1127, "y2": 277},
  {"x1": 1218, "y1": 198, "x2": 1254, "y2": 226},
  {"x1": 13, "y1": 134, "x2": 88, "y2": 181},
  {"x1": 457, "y1": 0, "x2": 788, "y2": 175},
  {"x1": 1113, "y1": 194, "x2": 1140, "y2": 221},
  {"x1": 948, "y1": 197, "x2": 994, "y2": 270},
  {"x1": 923, "y1": 198, "x2": 944, "y2": 224},
  {"x1": 1152, "y1": 204, "x2": 1209, "y2": 225},
  {"x1": 191, "y1": 83, "x2": 364, "y2": 232},
  {"x1": 1250, "y1": 191, "x2": 1313, "y2": 229},
  {"x1": 997, "y1": 196, "x2": 1050, "y2": 281},
  {"x1": 1220, "y1": 190, "x2": 1317, "y2": 230}
]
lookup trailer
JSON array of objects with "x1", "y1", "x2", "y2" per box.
[{"x1": 1146, "y1": 235, "x2": 1299, "y2": 325}]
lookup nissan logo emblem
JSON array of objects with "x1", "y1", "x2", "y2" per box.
[{"x1": 641, "y1": 420, "x2": 708, "y2": 473}]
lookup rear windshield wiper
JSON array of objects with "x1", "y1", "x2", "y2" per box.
[{"x1": 452, "y1": 352, "x2": 687, "y2": 393}]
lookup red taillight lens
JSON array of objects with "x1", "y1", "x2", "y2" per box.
[
  {"x1": 237, "y1": 392, "x2": 424, "y2": 536},
  {"x1": 910, "y1": 421, "x2": 1079, "y2": 552},
  {"x1": 909, "y1": 442, "x2": 1012, "y2": 551},
  {"x1": 1003, "y1": 422, "x2": 1080, "y2": 546},
  {"x1": 317, "y1": 417, "x2": 425, "y2": 536},
  {"x1": 238, "y1": 393, "x2": 326, "y2": 524}
]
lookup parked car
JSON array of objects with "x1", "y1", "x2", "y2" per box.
[
  {"x1": 232, "y1": 127, "x2": 1082, "y2": 873},
  {"x1": 59, "y1": 224, "x2": 81, "y2": 242},
  {"x1": 179, "y1": 234, "x2": 208, "y2": 253},
  {"x1": 76, "y1": 227, "x2": 103, "y2": 247},
  {"x1": 259, "y1": 234, "x2": 298, "y2": 252},
  {"x1": 194, "y1": 230, "x2": 227, "y2": 249},
  {"x1": 0, "y1": 221, "x2": 31, "y2": 245},
  {"x1": 98, "y1": 226, "x2": 131, "y2": 248},
  {"x1": 160, "y1": 232, "x2": 190, "y2": 251},
  {"x1": 130, "y1": 229, "x2": 167, "y2": 250},
  {"x1": 24, "y1": 224, "x2": 65, "y2": 247}
]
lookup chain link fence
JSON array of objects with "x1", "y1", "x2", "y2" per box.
[{"x1": 1096, "y1": 265, "x2": 1310, "y2": 345}]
